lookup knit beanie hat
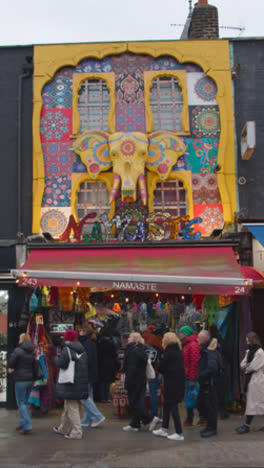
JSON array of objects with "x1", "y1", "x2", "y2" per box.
[
  {"x1": 64, "y1": 329, "x2": 78, "y2": 342},
  {"x1": 179, "y1": 326, "x2": 193, "y2": 337}
]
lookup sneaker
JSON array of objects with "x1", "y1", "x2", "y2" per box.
[
  {"x1": 167, "y1": 432, "x2": 184, "y2": 441},
  {"x1": 152, "y1": 427, "x2": 168, "y2": 437},
  {"x1": 123, "y1": 425, "x2": 139, "y2": 432},
  {"x1": 81, "y1": 423, "x2": 90, "y2": 427},
  {"x1": 183, "y1": 420, "x2": 193, "y2": 428},
  {"x1": 53, "y1": 426, "x2": 65, "y2": 435},
  {"x1": 201, "y1": 429, "x2": 217, "y2": 438},
  {"x1": 149, "y1": 416, "x2": 160, "y2": 431},
  {"x1": 64, "y1": 434, "x2": 82, "y2": 439},
  {"x1": 91, "y1": 416, "x2": 105, "y2": 428},
  {"x1": 236, "y1": 424, "x2": 250, "y2": 434}
]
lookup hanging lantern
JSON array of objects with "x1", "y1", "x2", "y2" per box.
[{"x1": 112, "y1": 303, "x2": 121, "y2": 314}]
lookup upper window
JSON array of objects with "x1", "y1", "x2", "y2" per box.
[
  {"x1": 72, "y1": 72, "x2": 115, "y2": 136},
  {"x1": 149, "y1": 77, "x2": 183, "y2": 132},
  {"x1": 78, "y1": 79, "x2": 110, "y2": 133},
  {"x1": 144, "y1": 70, "x2": 189, "y2": 134},
  {"x1": 76, "y1": 180, "x2": 110, "y2": 232},
  {"x1": 153, "y1": 179, "x2": 188, "y2": 233}
]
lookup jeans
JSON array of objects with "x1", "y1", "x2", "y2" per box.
[
  {"x1": 15, "y1": 381, "x2": 34, "y2": 431},
  {"x1": 81, "y1": 383, "x2": 104, "y2": 425},
  {"x1": 141, "y1": 376, "x2": 160, "y2": 416}
]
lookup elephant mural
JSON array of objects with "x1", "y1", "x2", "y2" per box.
[{"x1": 73, "y1": 131, "x2": 186, "y2": 205}]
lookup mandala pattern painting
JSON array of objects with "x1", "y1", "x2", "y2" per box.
[
  {"x1": 40, "y1": 109, "x2": 72, "y2": 142},
  {"x1": 193, "y1": 204, "x2": 224, "y2": 235},
  {"x1": 40, "y1": 209, "x2": 68, "y2": 236},
  {"x1": 190, "y1": 106, "x2": 220, "y2": 138}
]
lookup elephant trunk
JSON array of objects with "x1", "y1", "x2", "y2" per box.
[
  {"x1": 137, "y1": 174, "x2": 147, "y2": 205},
  {"x1": 110, "y1": 173, "x2": 121, "y2": 203}
]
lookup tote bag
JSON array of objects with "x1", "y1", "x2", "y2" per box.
[
  {"x1": 58, "y1": 347, "x2": 75, "y2": 384},
  {"x1": 146, "y1": 358, "x2": 155, "y2": 380}
]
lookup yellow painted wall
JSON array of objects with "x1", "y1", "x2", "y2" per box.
[{"x1": 33, "y1": 40, "x2": 236, "y2": 233}]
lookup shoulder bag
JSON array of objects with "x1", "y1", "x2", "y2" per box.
[
  {"x1": 146, "y1": 358, "x2": 155, "y2": 380},
  {"x1": 58, "y1": 347, "x2": 75, "y2": 384}
]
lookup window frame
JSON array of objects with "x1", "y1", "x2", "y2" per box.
[
  {"x1": 71, "y1": 172, "x2": 115, "y2": 223},
  {"x1": 144, "y1": 70, "x2": 190, "y2": 135},
  {"x1": 72, "y1": 72, "x2": 116, "y2": 136}
]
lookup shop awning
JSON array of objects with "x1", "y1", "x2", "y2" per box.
[
  {"x1": 244, "y1": 224, "x2": 264, "y2": 247},
  {"x1": 240, "y1": 266, "x2": 264, "y2": 286},
  {"x1": 12, "y1": 246, "x2": 252, "y2": 296}
]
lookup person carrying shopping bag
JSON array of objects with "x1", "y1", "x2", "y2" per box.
[{"x1": 53, "y1": 329, "x2": 88, "y2": 439}]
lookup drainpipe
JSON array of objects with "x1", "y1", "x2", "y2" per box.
[{"x1": 17, "y1": 59, "x2": 33, "y2": 235}]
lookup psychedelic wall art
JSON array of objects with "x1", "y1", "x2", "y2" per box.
[{"x1": 33, "y1": 41, "x2": 236, "y2": 240}]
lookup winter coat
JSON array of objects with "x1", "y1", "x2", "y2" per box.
[
  {"x1": 182, "y1": 334, "x2": 200, "y2": 381},
  {"x1": 9, "y1": 341, "x2": 35, "y2": 382},
  {"x1": 54, "y1": 341, "x2": 88, "y2": 400},
  {"x1": 198, "y1": 338, "x2": 219, "y2": 385},
  {"x1": 79, "y1": 334, "x2": 98, "y2": 384},
  {"x1": 97, "y1": 336, "x2": 119, "y2": 383},
  {"x1": 124, "y1": 342, "x2": 147, "y2": 404},
  {"x1": 241, "y1": 347, "x2": 264, "y2": 415},
  {"x1": 158, "y1": 343, "x2": 185, "y2": 404}
]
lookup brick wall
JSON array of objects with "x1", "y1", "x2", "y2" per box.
[{"x1": 188, "y1": 3, "x2": 219, "y2": 39}]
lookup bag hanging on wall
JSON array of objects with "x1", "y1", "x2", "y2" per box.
[
  {"x1": 146, "y1": 358, "x2": 155, "y2": 380},
  {"x1": 33, "y1": 358, "x2": 44, "y2": 381},
  {"x1": 58, "y1": 347, "x2": 75, "y2": 384}
]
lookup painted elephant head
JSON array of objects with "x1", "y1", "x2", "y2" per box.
[{"x1": 73, "y1": 131, "x2": 186, "y2": 205}]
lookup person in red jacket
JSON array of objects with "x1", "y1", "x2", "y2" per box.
[{"x1": 179, "y1": 326, "x2": 205, "y2": 427}]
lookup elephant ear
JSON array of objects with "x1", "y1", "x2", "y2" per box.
[
  {"x1": 146, "y1": 131, "x2": 186, "y2": 179},
  {"x1": 73, "y1": 131, "x2": 111, "y2": 179}
]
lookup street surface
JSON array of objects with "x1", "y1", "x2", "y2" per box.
[{"x1": 0, "y1": 403, "x2": 264, "y2": 468}]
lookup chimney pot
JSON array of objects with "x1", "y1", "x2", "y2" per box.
[{"x1": 197, "y1": 0, "x2": 208, "y2": 4}]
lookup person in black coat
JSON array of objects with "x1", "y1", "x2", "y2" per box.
[
  {"x1": 79, "y1": 323, "x2": 105, "y2": 428},
  {"x1": 97, "y1": 329, "x2": 119, "y2": 402},
  {"x1": 8, "y1": 333, "x2": 35, "y2": 435},
  {"x1": 53, "y1": 329, "x2": 88, "y2": 439},
  {"x1": 123, "y1": 332, "x2": 160, "y2": 432},
  {"x1": 197, "y1": 329, "x2": 219, "y2": 438},
  {"x1": 153, "y1": 332, "x2": 185, "y2": 441}
]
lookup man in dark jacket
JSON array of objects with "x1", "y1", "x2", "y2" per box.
[
  {"x1": 53, "y1": 330, "x2": 88, "y2": 439},
  {"x1": 79, "y1": 323, "x2": 105, "y2": 428},
  {"x1": 197, "y1": 330, "x2": 219, "y2": 438}
]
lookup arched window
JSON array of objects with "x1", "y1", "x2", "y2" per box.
[
  {"x1": 76, "y1": 180, "x2": 110, "y2": 232},
  {"x1": 153, "y1": 179, "x2": 187, "y2": 233},
  {"x1": 150, "y1": 77, "x2": 183, "y2": 132},
  {"x1": 77, "y1": 79, "x2": 110, "y2": 133}
]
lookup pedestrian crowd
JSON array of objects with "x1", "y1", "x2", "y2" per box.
[{"x1": 7, "y1": 324, "x2": 264, "y2": 440}]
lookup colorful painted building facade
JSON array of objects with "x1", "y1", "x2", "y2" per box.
[{"x1": 33, "y1": 41, "x2": 236, "y2": 242}]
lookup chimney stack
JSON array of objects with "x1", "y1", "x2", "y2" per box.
[{"x1": 188, "y1": 0, "x2": 219, "y2": 40}]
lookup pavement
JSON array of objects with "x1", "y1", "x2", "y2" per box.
[{"x1": 0, "y1": 403, "x2": 264, "y2": 468}]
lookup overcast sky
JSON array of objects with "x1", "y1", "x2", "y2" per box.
[{"x1": 0, "y1": 0, "x2": 263, "y2": 46}]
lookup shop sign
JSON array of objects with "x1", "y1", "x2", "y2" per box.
[{"x1": 112, "y1": 281, "x2": 157, "y2": 292}]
